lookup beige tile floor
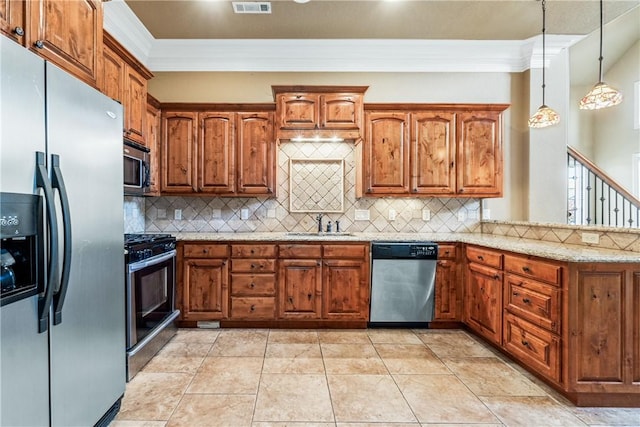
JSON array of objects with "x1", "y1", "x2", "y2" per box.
[{"x1": 110, "y1": 328, "x2": 640, "y2": 427}]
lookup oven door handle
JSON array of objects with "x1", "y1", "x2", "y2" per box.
[
  {"x1": 128, "y1": 250, "x2": 177, "y2": 274},
  {"x1": 35, "y1": 152, "x2": 58, "y2": 334},
  {"x1": 50, "y1": 154, "x2": 72, "y2": 326}
]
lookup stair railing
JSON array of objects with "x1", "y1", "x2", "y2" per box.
[{"x1": 567, "y1": 146, "x2": 640, "y2": 228}]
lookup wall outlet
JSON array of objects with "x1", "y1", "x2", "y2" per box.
[
  {"x1": 157, "y1": 208, "x2": 167, "y2": 219},
  {"x1": 211, "y1": 208, "x2": 222, "y2": 219},
  {"x1": 388, "y1": 209, "x2": 397, "y2": 221},
  {"x1": 354, "y1": 209, "x2": 370, "y2": 221},
  {"x1": 482, "y1": 208, "x2": 491, "y2": 220},
  {"x1": 267, "y1": 208, "x2": 276, "y2": 218},
  {"x1": 174, "y1": 209, "x2": 182, "y2": 220},
  {"x1": 240, "y1": 208, "x2": 249, "y2": 220},
  {"x1": 581, "y1": 232, "x2": 600, "y2": 244},
  {"x1": 457, "y1": 211, "x2": 466, "y2": 222},
  {"x1": 422, "y1": 209, "x2": 431, "y2": 221}
]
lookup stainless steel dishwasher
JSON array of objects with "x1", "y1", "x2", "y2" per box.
[{"x1": 369, "y1": 242, "x2": 438, "y2": 325}]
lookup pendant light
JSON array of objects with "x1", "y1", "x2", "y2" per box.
[
  {"x1": 528, "y1": 0, "x2": 560, "y2": 128},
  {"x1": 579, "y1": 0, "x2": 623, "y2": 110}
]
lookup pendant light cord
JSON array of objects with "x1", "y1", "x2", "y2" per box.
[
  {"x1": 598, "y1": 0, "x2": 604, "y2": 83},
  {"x1": 541, "y1": 0, "x2": 547, "y2": 105}
]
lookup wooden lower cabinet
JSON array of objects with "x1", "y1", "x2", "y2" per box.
[
  {"x1": 322, "y1": 259, "x2": 369, "y2": 320},
  {"x1": 465, "y1": 261, "x2": 503, "y2": 345},
  {"x1": 278, "y1": 259, "x2": 322, "y2": 319},
  {"x1": 182, "y1": 258, "x2": 229, "y2": 321},
  {"x1": 434, "y1": 243, "x2": 459, "y2": 321},
  {"x1": 565, "y1": 263, "x2": 640, "y2": 406}
]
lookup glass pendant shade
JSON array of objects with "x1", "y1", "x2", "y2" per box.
[
  {"x1": 579, "y1": 81, "x2": 623, "y2": 110},
  {"x1": 528, "y1": 0, "x2": 559, "y2": 129},
  {"x1": 528, "y1": 105, "x2": 560, "y2": 128},
  {"x1": 579, "y1": 0, "x2": 623, "y2": 110}
]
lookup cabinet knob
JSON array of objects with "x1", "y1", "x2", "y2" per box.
[
  {"x1": 251, "y1": 264, "x2": 256, "y2": 269},
  {"x1": 459, "y1": 188, "x2": 465, "y2": 193},
  {"x1": 307, "y1": 293, "x2": 312, "y2": 300},
  {"x1": 267, "y1": 187, "x2": 273, "y2": 194},
  {"x1": 522, "y1": 266, "x2": 531, "y2": 273},
  {"x1": 250, "y1": 282, "x2": 255, "y2": 288},
  {"x1": 250, "y1": 249, "x2": 255, "y2": 254},
  {"x1": 477, "y1": 255, "x2": 484, "y2": 261},
  {"x1": 13, "y1": 27, "x2": 24, "y2": 36},
  {"x1": 202, "y1": 249, "x2": 208, "y2": 253},
  {"x1": 493, "y1": 275, "x2": 500, "y2": 280},
  {"x1": 521, "y1": 340, "x2": 530, "y2": 348},
  {"x1": 412, "y1": 188, "x2": 418, "y2": 193},
  {"x1": 34, "y1": 40, "x2": 44, "y2": 49},
  {"x1": 250, "y1": 305, "x2": 256, "y2": 312},
  {"x1": 522, "y1": 298, "x2": 531, "y2": 304}
]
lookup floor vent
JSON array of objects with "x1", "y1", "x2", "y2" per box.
[{"x1": 232, "y1": 2, "x2": 272, "y2": 14}]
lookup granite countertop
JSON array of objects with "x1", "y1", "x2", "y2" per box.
[{"x1": 171, "y1": 232, "x2": 639, "y2": 263}]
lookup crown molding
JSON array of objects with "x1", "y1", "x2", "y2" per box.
[{"x1": 103, "y1": 0, "x2": 582, "y2": 74}]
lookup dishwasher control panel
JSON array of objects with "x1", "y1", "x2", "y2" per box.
[{"x1": 371, "y1": 242, "x2": 438, "y2": 260}]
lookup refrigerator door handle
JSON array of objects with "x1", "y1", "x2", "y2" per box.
[
  {"x1": 50, "y1": 154, "x2": 72, "y2": 326},
  {"x1": 35, "y1": 151, "x2": 59, "y2": 333}
]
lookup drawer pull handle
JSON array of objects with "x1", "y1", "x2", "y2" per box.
[
  {"x1": 522, "y1": 266, "x2": 531, "y2": 273},
  {"x1": 521, "y1": 340, "x2": 530, "y2": 348},
  {"x1": 522, "y1": 298, "x2": 531, "y2": 304},
  {"x1": 250, "y1": 305, "x2": 256, "y2": 311},
  {"x1": 513, "y1": 292, "x2": 519, "y2": 297},
  {"x1": 477, "y1": 255, "x2": 484, "y2": 261},
  {"x1": 13, "y1": 27, "x2": 24, "y2": 36}
]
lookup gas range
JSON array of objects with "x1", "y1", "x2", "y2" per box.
[{"x1": 124, "y1": 234, "x2": 176, "y2": 264}]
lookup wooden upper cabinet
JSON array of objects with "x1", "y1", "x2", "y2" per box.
[
  {"x1": 199, "y1": 112, "x2": 235, "y2": 194},
  {"x1": 412, "y1": 111, "x2": 456, "y2": 195},
  {"x1": 27, "y1": 0, "x2": 102, "y2": 87},
  {"x1": 0, "y1": 0, "x2": 27, "y2": 43},
  {"x1": 363, "y1": 111, "x2": 410, "y2": 195},
  {"x1": 277, "y1": 93, "x2": 319, "y2": 130},
  {"x1": 273, "y1": 86, "x2": 367, "y2": 141},
  {"x1": 457, "y1": 110, "x2": 503, "y2": 196},
  {"x1": 161, "y1": 111, "x2": 198, "y2": 193},
  {"x1": 237, "y1": 112, "x2": 275, "y2": 195},
  {"x1": 146, "y1": 96, "x2": 161, "y2": 196},
  {"x1": 101, "y1": 33, "x2": 153, "y2": 145}
]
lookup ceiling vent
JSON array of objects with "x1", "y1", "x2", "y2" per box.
[{"x1": 232, "y1": 2, "x2": 271, "y2": 14}]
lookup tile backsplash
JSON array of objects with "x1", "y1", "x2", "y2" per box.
[{"x1": 143, "y1": 142, "x2": 482, "y2": 234}]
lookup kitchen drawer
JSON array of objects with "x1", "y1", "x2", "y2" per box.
[
  {"x1": 323, "y1": 244, "x2": 367, "y2": 259},
  {"x1": 231, "y1": 244, "x2": 277, "y2": 258},
  {"x1": 183, "y1": 243, "x2": 229, "y2": 258},
  {"x1": 466, "y1": 246, "x2": 502, "y2": 269},
  {"x1": 438, "y1": 244, "x2": 457, "y2": 260},
  {"x1": 279, "y1": 244, "x2": 322, "y2": 259},
  {"x1": 504, "y1": 273, "x2": 561, "y2": 334},
  {"x1": 230, "y1": 273, "x2": 276, "y2": 296},
  {"x1": 504, "y1": 254, "x2": 563, "y2": 287},
  {"x1": 503, "y1": 313, "x2": 561, "y2": 384},
  {"x1": 230, "y1": 297, "x2": 276, "y2": 319},
  {"x1": 231, "y1": 259, "x2": 276, "y2": 273}
]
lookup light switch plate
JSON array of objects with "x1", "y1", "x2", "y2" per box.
[
  {"x1": 211, "y1": 208, "x2": 222, "y2": 219},
  {"x1": 174, "y1": 209, "x2": 182, "y2": 220},
  {"x1": 240, "y1": 208, "x2": 249, "y2": 220},
  {"x1": 482, "y1": 209, "x2": 491, "y2": 220},
  {"x1": 354, "y1": 209, "x2": 370, "y2": 221},
  {"x1": 388, "y1": 209, "x2": 397, "y2": 221},
  {"x1": 422, "y1": 209, "x2": 431, "y2": 221}
]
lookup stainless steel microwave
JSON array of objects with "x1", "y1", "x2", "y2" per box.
[{"x1": 123, "y1": 141, "x2": 150, "y2": 196}]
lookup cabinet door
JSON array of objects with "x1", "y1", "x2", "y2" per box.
[
  {"x1": 322, "y1": 259, "x2": 369, "y2": 320},
  {"x1": 182, "y1": 258, "x2": 229, "y2": 321},
  {"x1": 278, "y1": 259, "x2": 322, "y2": 319},
  {"x1": 320, "y1": 94, "x2": 362, "y2": 130},
  {"x1": 100, "y1": 44, "x2": 125, "y2": 104},
  {"x1": 124, "y1": 66, "x2": 147, "y2": 145},
  {"x1": 161, "y1": 111, "x2": 197, "y2": 193},
  {"x1": 434, "y1": 259, "x2": 458, "y2": 321},
  {"x1": 237, "y1": 112, "x2": 275, "y2": 195},
  {"x1": 363, "y1": 112, "x2": 410, "y2": 195},
  {"x1": 412, "y1": 112, "x2": 456, "y2": 195},
  {"x1": 198, "y1": 112, "x2": 235, "y2": 193},
  {"x1": 146, "y1": 102, "x2": 161, "y2": 195},
  {"x1": 465, "y1": 262, "x2": 503, "y2": 345},
  {"x1": 277, "y1": 94, "x2": 319, "y2": 129},
  {"x1": 457, "y1": 111, "x2": 502, "y2": 196},
  {"x1": 28, "y1": 0, "x2": 102, "y2": 87},
  {"x1": 1, "y1": 0, "x2": 26, "y2": 44}
]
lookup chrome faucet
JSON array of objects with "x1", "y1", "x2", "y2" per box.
[{"x1": 315, "y1": 213, "x2": 324, "y2": 233}]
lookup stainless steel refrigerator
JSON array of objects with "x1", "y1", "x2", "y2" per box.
[{"x1": 0, "y1": 37, "x2": 126, "y2": 426}]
